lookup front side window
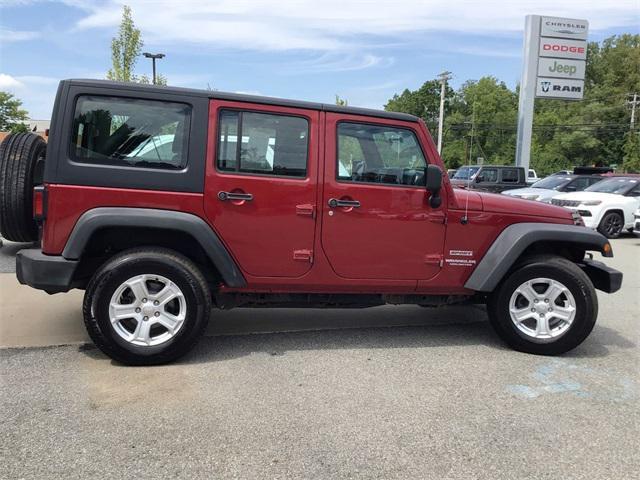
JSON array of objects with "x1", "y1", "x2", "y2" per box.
[
  {"x1": 337, "y1": 122, "x2": 426, "y2": 186},
  {"x1": 585, "y1": 178, "x2": 638, "y2": 195},
  {"x1": 71, "y1": 96, "x2": 191, "y2": 169},
  {"x1": 217, "y1": 110, "x2": 308, "y2": 177},
  {"x1": 453, "y1": 166, "x2": 480, "y2": 180}
]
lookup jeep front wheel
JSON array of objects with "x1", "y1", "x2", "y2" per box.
[
  {"x1": 83, "y1": 248, "x2": 211, "y2": 365},
  {"x1": 487, "y1": 256, "x2": 597, "y2": 355}
]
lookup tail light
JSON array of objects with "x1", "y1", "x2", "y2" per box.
[{"x1": 33, "y1": 185, "x2": 47, "y2": 222}]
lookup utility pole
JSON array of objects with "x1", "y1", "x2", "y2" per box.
[
  {"x1": 143, "y1": 52, "x2": 165, "y2": 84},
  {"x1": 437, "y1": 71, "x2": 452, "y2": 155},
  {"x1": 627, "y1": 93, "x2": 639, "y2": 129}
]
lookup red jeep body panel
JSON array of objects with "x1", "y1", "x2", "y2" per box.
[{"x1": 40, "y1": 97, "x2": 575, "y2": 296}]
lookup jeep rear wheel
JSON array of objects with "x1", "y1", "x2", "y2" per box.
[
  {"x1": 487, "y1": 255, "x2": 597, "y2": 355},
  {"x1": 83, "y1": 248, "x2": 211, "y2": 365},
  {"x1": 598, "y1": 211, "x2": 624, "y2": 239}
]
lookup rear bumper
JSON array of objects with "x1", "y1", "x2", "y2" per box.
[
  {"x1": 579, "y1": 259, "x2": 623, "y2": 294},
  {"x1": 16, "y1": 248, "x2": 78, "y2": 294}
]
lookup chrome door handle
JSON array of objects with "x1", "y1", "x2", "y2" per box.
[
  {"x1": 328, "y1": 198, "x2": 361, "y2": 208},
  {"x1": 218, "y1": 191, "x2": 254, "y2": 201}
]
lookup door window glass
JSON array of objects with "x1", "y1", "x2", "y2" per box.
[
  {"x1": 217, "y1": 110, "x2": 308, "y2": 177},
  {"x1": 337, "y1": 122, "x2": 426, "y2": 186},
  {"x1": 71, "y1": 95, "x2": 191, "y2": 169},
  {"x1": 478, "y1": 168, "x2": 498, "y2": 183},
  {"x1": 500, "y1": 168, "x2": 519, "y2": 183}
]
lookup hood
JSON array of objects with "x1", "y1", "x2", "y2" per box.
[
  {"x1": 451, "y1": 188, "x2": 483, "y2": 211},
  {"x1": 503, "y1": 187, "x2": 560, "y2": 202},
  {"x1": 473, "y1": 191, "x2": 572, "y2": 219},
  {"x1": 553, "y1": 191, "x2": 621, "y2": 201}
]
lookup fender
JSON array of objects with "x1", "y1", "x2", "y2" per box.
[
  {"x1": 62, "y1": 207, "x2": 246, "y2": 288},
  {"x1": 464, "y1": 222, "x2": 613, "y2": 292}
]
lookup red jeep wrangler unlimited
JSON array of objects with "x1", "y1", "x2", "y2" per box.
[{"x1": 0, "y1": 79, "x2": 622, "y2": 365}]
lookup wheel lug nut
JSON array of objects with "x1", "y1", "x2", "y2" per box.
[
  {"x1": 154, "y1": 312, "x2": 160, "y2": 317},
  {"x1": 548, "y1": 308, "x2": 553, "y2": 312},
  {"x1": 544, "y1": 299, "x2": 549, "y2": 303},
  {"x1": 154, "y1": 300, "x2": 159, "y2": 306},
  {"x1": 143, "y1": 316, "x2": 148, "y2": 321},
  {"x1": 531, "y1": 308, "x2": 536, "y2": 312},
  {"x1": 539, "y1": 313, "x2": 544, "y2": 317},
  {"x1": 142, "y1": 298, "x2": 147, "y2": 303},
  {"x1": 534, "y1": 299, "x2": 539, "y2": 303},
  {"x1": 135, "y1": 307, "x2": 141, "y2": 313}
]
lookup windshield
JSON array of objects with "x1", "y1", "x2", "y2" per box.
[
  {"x1": 453, "y1": 166, "x2": 480, "y2": 180},
  {"x1": 584, "y1": 177, "x2": 638, "y2": 194},
  {"x1": 531, "y1": 176, "x2": 572, "y2": 190}
]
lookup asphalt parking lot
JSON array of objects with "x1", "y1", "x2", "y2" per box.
[{"x1": 1, "y1": 237, "x2": 638, "y2": 479}]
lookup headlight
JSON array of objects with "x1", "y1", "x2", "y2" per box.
[
  {"x1": 519, "y1": 194, "x2": 540, "y2": 201},
  {"x1": 580, "y1": 200, "x2": 602, "y2": 206}
]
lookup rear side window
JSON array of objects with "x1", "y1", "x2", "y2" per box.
[
  {"x1": 501, "y1": 168, "x2": 520, "y2": 183},
  {"x1": 217, "y1": 110, "x2": 309, "y2": 177},
  {"x1": 71, "y1": 96, "x2": 191, "y2": 170},
  {"x1": 478, "y1": 168, "x2": 498, "y2": 183}
]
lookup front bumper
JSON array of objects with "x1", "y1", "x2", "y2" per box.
[
  {"x1": 16, "y1": 248, "x2": 78, "y2": 294},
  {"x1": 579, "y1": 259, "x2": 623, "y2": 293}
]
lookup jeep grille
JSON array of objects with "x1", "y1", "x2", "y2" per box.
[{"x1": 551, "y1": 199, "x2": 581, "y2": 207}]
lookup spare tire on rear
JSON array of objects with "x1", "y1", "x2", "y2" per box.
[{"x1": 0, "y1": 133, "x2": 46, "y2": 242}]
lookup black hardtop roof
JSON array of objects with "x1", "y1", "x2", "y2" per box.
[{"x1": 64, "y1": 79, "x2": 419, "y2": 123}]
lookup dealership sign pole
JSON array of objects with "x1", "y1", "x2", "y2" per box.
[{"x1": 515, "y1": 15, "x2": 589, "y2": 171}]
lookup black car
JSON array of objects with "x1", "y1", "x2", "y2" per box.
[{"x1": 450, "y1": 165, "x2": 527, "y2": 193}]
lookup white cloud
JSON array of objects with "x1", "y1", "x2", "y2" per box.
[
  {"x1": 66, "y1": 0, "x2": 638, "y2": 52},
  {"x1": 0, "y1": 73, "x2": 25, "y2": 89},
  {"x1": 0, "y1": 28, "x2": 40, "y2": 43}
]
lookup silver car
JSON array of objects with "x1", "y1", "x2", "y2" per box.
[{"x1": 503, "y1": 175, "x2": 604, "y2": 203}]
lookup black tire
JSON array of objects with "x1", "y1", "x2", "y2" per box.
[
  {"x1": 0, "y1": 133, "x2": 46, "y2": 242},
  {"x1": 597, "y1": 211, "x2": 624, "y2": 239},
  {"x1": 83, "y1": 247, "x2": 211, "y2": 365},
  {"x1": 487, "y1": 255, "x2": 598, "y2": 355}
]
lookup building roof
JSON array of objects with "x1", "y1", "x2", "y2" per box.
[{"x1": 66, "y1": 79, "x2": 419, "y2": 123}]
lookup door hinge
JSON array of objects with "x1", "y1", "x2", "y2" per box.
[
  {"x1": 293, "y1": 249, "x2": 313, "y2": 263},
  {"x1": 296, "y1": 204, "x2": 315, "y2": 218},
  {"x1": 424, "y1": 254, "x2": 444, "y2": 267}
]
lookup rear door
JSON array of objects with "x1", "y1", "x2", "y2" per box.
[
  {"x1": 204, "y1": 100, "x2": 319, "y2": 278},
  {"x1": 320, "y1": 113, "x2": 446, "y2": 281}
]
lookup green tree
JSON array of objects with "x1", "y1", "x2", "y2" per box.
[
  {"x1": 385, "y1": 79, "x2": 453, "y2": 131},
  {"x1": 335, "y1": 95, "x2": 348, "y2": 106},
  {"x1": 0, "y1": 91, "x2": 29, "y2": 133},
  {"x1": 622, "y1": 129, "x2": 640, "y2": 172},
  {"x1": 106, "y1": 5, "x2": 168, "y2": 85},
  {"x1": 107, "y1": 6, "x2": 142, "y2": 82}
]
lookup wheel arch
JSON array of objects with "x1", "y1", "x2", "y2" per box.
[
  {"x1": 63, "y1": 207, "x2": 246, "y2": 288},
  {"x1": 464, "y1": 222, "x2": 612, "y2": 292}
]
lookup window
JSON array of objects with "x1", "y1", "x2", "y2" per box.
[
  {"x1": 501, "y1": 168, "x2": 520, "y2": 183},
  {"x1": 71, "y1": 96, "x2": 191, "y2": 170},
  {"x1": 337, "y1": 122, "x2": 426, "y2": 186},
  {"x1": 217, "y1": 110, "x2": 308, "y2": 177},
  {"x1": 570, "y1": 177, "x2": 592, "y2": 190},
  {"x1": 477, "y1": 168, "x2": 498, "y2": 183}
]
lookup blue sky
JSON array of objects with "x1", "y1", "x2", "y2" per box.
[{"x1": 1, "y1": 0, "x2": 638, "y2": 119}]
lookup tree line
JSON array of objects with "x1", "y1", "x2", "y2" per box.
[{"x1": 385, "y1": 34, "x2": 640, "y2": 174}]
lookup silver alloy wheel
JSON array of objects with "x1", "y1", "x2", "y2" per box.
[
  {"x1": 508, "y1": 277, "x2": 577, "y2": 343},
  {"x1": 108, "y1": 274, "x2": 186, "y2": 346}
]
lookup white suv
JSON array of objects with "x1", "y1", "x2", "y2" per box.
[
  {"x1": 551, "y1": 176, "x2": 640, "y2": 238},
  {"x1": 634, "y1": 208, "x2": 640, "y2": 236}
]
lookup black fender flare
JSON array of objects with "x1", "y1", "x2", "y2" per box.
[
  {"x1": 464, "y1": 222, "x2": 613, "y2": 292},
  {"x1": 62, "y1": 207, "x2": 246, "y2": 288}
]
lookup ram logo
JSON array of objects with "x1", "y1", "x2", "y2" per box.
[{"x1": 541, "y1": 81, "x2": 551, "y2": 93}]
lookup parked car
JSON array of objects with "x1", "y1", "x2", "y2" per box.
[
  {"x1": 551, "y1": 170, "x2": 573, "y2": 176},
  {"x1": 552, "y1": 176, "x2": 640, "y2": 238},
  {"x1": 503, "y1": 174, "x2": 604, "y2": 203},
  {"x1": 450, "y1": 165, "x2": 527, "y2": 193},
  {"x1": 633, "y1": 208, "x2": 640, "y2": 237},
  {"x1": 0, "y1": 79, "x2": 622, "y2": 365},
  {"x1": 526, "y1": 169, "x2": 539, "y2": 185}
]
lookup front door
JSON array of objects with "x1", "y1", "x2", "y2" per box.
[
  {"x1": 204, "y1": 100, "x2": 319, "y2": 278},
  {"x1": 321, "y1": 113, "x2": 446, "y2": 280}
]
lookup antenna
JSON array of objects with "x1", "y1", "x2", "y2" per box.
[{"x1": 461, "y1": 101, "x2": 477, "y2": 225}]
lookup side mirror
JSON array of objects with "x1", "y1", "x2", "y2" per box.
[
  {"x1": 474, "y1": 175, "x2": 483, "y2": 183},
  {"x1": 424, "y1": 164, "x2": 442, "y2": 208}
]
